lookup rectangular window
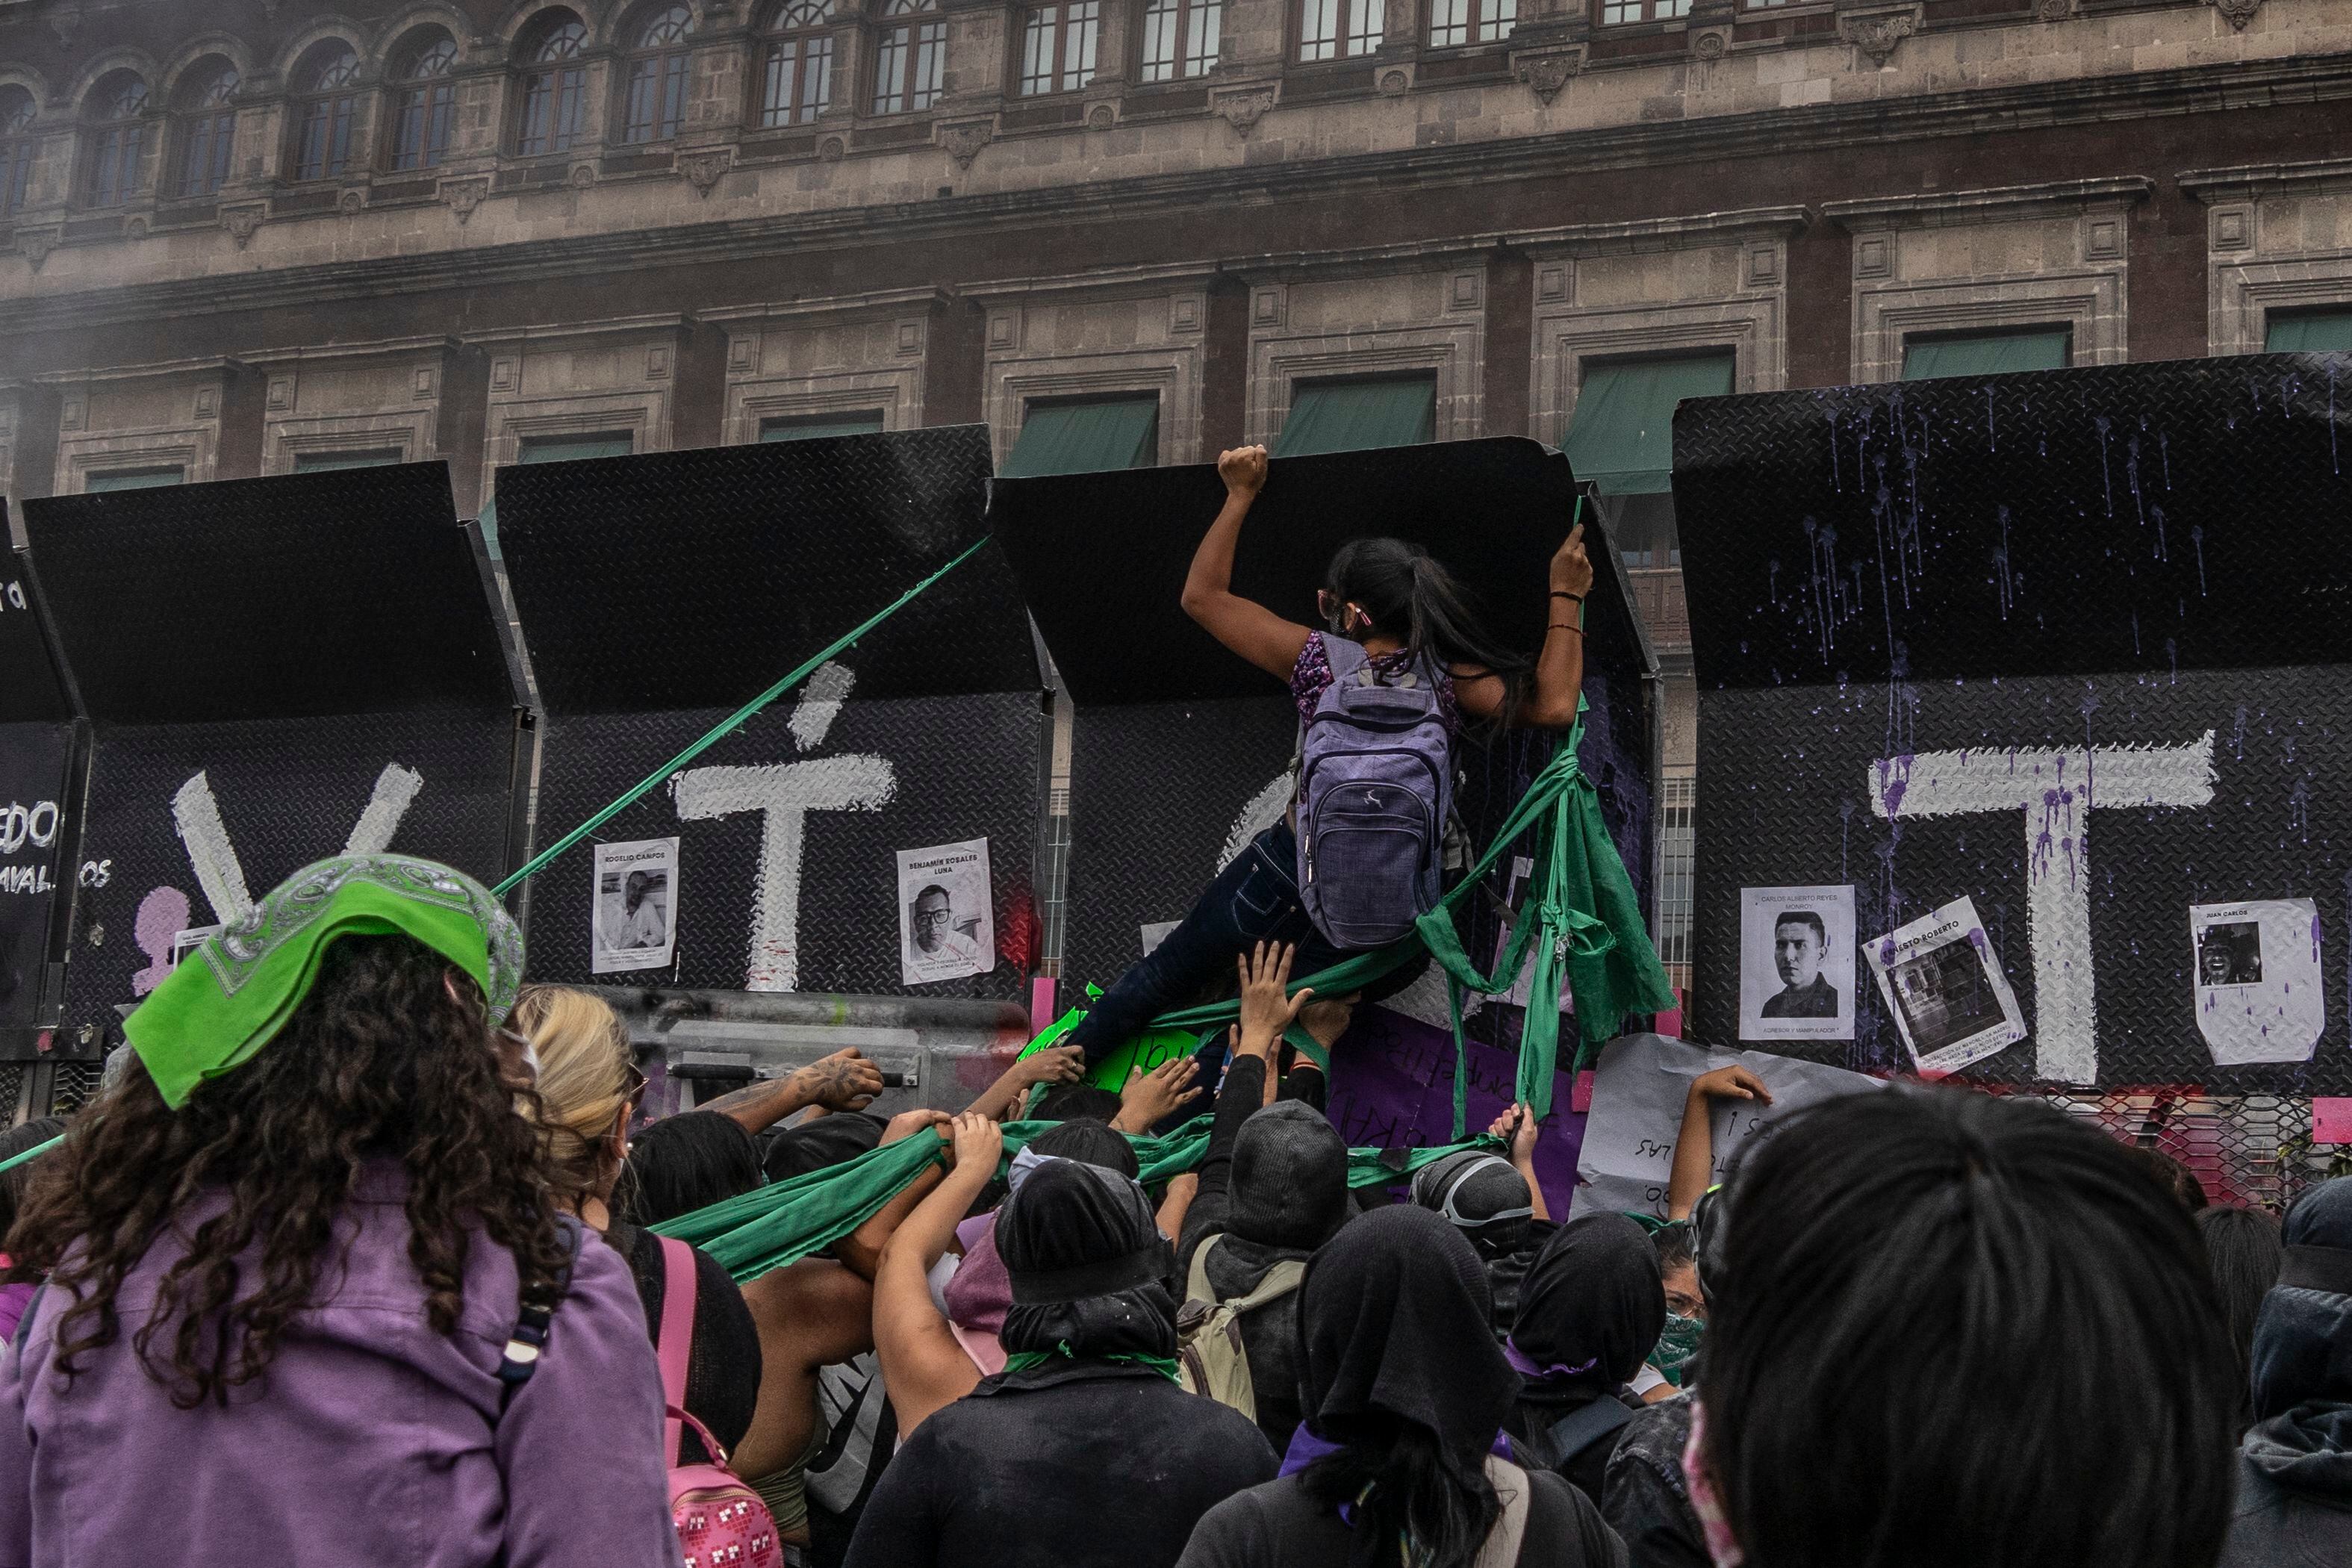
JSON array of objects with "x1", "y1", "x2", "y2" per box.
[
  {"x1": 873, "y1": 21, "x2": 947, "y2": 113},
  {"x1": 1140, "y1": 0, "x2": 1221, "y2": 79},
  {"x1": 762, "y1": 37, "x2": 836, "y2": 125},
  {"x1": 1654, "y1": 774, "x2": 1695, "y2": 993},
  {"x1": 1001, "y1": 395, "x2": 1159, "y2": 477},
  {"x1": 1021, "y1": 1, "x2": 1101, "y2": 94},
  {"x1": 1297, "y1": 0, "x2": 1381, "y2": 58},
  {"x1": 1428, "y1": 0, "x2": 1513, "y2": 45},
  {"x1": 296, "y1": 96, "x2": 357, "y2": 180},
  {"x1": 1272, "y1": 375, "x2": 1435, "y2": 457},
  {"x1": 392, "y1": 81, "x2": 455, "y2": 169},
  {"x1": 624, "y1": 53, "x2": 690, "y2": 141},
  {"x1": 293, "y1": 449, "x2": 405, "y2": 473},
  {"x1": 760, "y1": 412, "x2": 886, "y2": 441},
  {"x1": 0, "y1": 143, "x2": 28, "y2": 216},
  {"x1": 519, "y1": 66, "x2": 588, "y2": 154},
  {"x1": 2265, "y1": 308, "x2": 2352, "y2": 353},
  {"x1": 1601, "y1": 0, "x2": 1688, "y2": 25},
  {"x1": 88, "y1": 125, "x2": 143, "y2": 207},
  {"x1": 84, "y1": 466, "x2": 187, "y2": 492},
  {"x1": 181, "y1": 111, "x2": 235, "y2": 196},
  {"x1": 518, "y1": 432, "x2": 635, "y2": 463},
  {"x1": 1900, "y1": 329, "x2": 2070, "y2": 382},
  {"x1": 1563, "y1": 352, "x2": 1735, "y2": 495}
]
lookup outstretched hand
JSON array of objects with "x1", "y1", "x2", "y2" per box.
[
  {"x1": 1115, "y1": 1057, "x2": 1205, "y2": 1130},
  {"x1": 1014, "y1": 1043, "x2": 1086, "y2": 1091},
  {"x1": 1550, "y1": 521, "x2": 1594, "y2": 600},
  {"x1": 1236, "y1": 942, "x2": 1312, "y2": 1057},
  {"x1": 946, "y1": 1110, "x2": 1002, "y2": 1175},
  {"x1": 791, "y1": 1047, "x2": 886, "y2": 1113},
  {"x1": 1690, "y1": 1065, "x2": 1773, "y2": 1107},
  {"x1": 1487, "y1": 1101, "x2": 1541, "y2": 1168}
]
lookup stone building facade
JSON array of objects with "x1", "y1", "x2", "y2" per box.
[{"x1": 5, "y1": 0, "x2": 2352, "y2": 986}]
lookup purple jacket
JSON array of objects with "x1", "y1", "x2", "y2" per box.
[{"x1": 0, "y1": 1163, "x2": 682, "y2": 1568}]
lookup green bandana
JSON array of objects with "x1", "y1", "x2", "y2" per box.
[
  {"x1": 123, "y1": 855, "x2": 523, "y2": 1110},
  {"x1": 1001, "y1": 1345, "x2": 1182, "y2": 1383}
]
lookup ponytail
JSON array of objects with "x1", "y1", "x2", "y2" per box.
[{"x1": 1325, "y1": 538, "x2": 1532, "y2": 720}]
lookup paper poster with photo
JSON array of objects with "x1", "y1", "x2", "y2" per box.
[
  {"x1": 593, "y1": 837, "x2": 679, "y2": 974},
  {"x1": 1738, "y1": 886, "x2": 1855, "y2": 1042},
  {"x1": 1863, "y1": 895, "x2": 2026, "y2": 1076},
  {"x1": 2191, "y1": 898, "x2": 2324, "y2": 1065},
  {"x1": 898, "y1": 838, "x2": 996, "y2": 986}
]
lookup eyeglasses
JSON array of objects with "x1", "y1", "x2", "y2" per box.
[{"x1": 622, "y1": 1061, "x2": 650, "y2": 1113}]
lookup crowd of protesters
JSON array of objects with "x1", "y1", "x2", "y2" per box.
[{"x1": 0, "y1": 853, "x2": 2335, "y2": 1568}]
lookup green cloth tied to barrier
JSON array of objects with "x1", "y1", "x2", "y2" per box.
[
  {"x1": 653, "y1": 1116, "x2": 1505, "y2": 1284},
  {"x1": 1024, "y1": 729, "x2": 1674, "y2": 1138}
]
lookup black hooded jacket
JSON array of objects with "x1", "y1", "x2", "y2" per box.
[
  {"x1": 1177, "y1": 1055, "x2": 1353, "y2": 1450},
  {"x1": 2218, "y1": 1178, "x2": 2352, "y2": 1567},
  {"x1": 1504, "y1": 1215, "x2": 1665, "y2": 1508}
]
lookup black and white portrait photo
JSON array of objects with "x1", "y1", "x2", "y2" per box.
[
  {"x1": 2191, "y1": 900, "x2": 2324, "y2": 1067},
  {"x1": 1864, "y1": 895, "x2": 2026, "y2": 1077},
  {"x1": 593, "y1": 837, "x2": 680, "y2": 974},
  {"x1": 897, "y1": 838, "x2": 995, "y2": 985},
  {"x1": 1740, "y1": 885, "x2": 1855, "y2": 1042}
]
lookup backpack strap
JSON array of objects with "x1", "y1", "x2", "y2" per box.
[
  {"x1": 497, "y1": 1213, "x2": 585, "y2": 1416},
  {"x1": 1529, "y1": 1396, "x2": 1637, "y2": 1472},
  {"x1": 1185, "y1": 1232, "x2": 1306, "y2": 1313},
  {"x1": 655, "y1": 1234, "x2": 699, "y2": 1468},
  {"x1": 1183, "y1": 1232, "x2": 1221, "y2": 1307}
]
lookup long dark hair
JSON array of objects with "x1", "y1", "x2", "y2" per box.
[
  {"x1": 1324, "y1": 538, "x2": 1529, "y2": 687},
  {"x1": 7, "y1": 933, "x2": 570, "y2": 1410},
  {"x1": 2196, "y1": 1204, "x2": 2283, "y2": 1431},
  {"x1": 1299, "y1": 1413, "x2": 1499, "y2": 1568}
]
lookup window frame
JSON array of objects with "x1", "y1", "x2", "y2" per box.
[
  {"x1": 1425, "y1": 0, "x2": 1515, "y2": 47},
  {"x1": 1597, "y1": 0, "x2": 1690, "y2": 27},
  {"x1": 1018, "y1": 0, "x2": 1101, "y2": 96},
  {"x1": 514, "y1": 13, "x2": 592, "y2": 157},
  {"x1": 1292, "y1": 0, "x2": 1382, "y2": 63},
  {"x1": 0, "y1": 87, "x2": 34, "y2": 217},
  {"x1": 82, "y1": 73, "x2": 152, "y2": 209},
  {"x1": 387, "y1": 31, "x2": 460, "y2": 172},
  {"x1": 1137, "y1": 0, "x2": 1221, "y2": 81},
  {"x1": 759, "y1": 0, "x2": 836, "y2": 128},
  {"x1": 291, "y1": 44, "x2": 363, "y2": 182},
  {"x1": 620, "y1": 4, "x2": 694, "y2": 145},
  {"x1": 871, "y1": 0, "x2": 947, "y2": 116}
]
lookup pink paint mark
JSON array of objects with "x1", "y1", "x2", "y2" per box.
[
  {"x1": 2316, "y1": 1100, "x2": 2352, "y2": 1145},
  {"x1": 1029, "y1": 974, "x2": 1058, "y2": 1036},
  {"x1": 1655, "y1": 1004, "x2": 1684, "y2": 1039},
  {"x1": 131, "y1": 886, "x2": 191, "y2": 997},
  {"x1": 1571, "y1": 1070, "x2": 1596, "y2": 1115}
]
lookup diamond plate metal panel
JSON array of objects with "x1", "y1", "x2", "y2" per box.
[
  {"x1": 1676, "y1": 356, "x2": 2352, "y2": 1092},
  {"x1": 494, "y1": 430, "x2": 1045, "y2": 1000},
  {"x1": 0, "y1": 511, "x2": 80, "y2": 1049},
  {"x1": 494, "y1": 426, "x2": 1034, "y2": 712}
]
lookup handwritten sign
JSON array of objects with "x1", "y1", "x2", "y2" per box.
[{"x1": 1568, "y1": 1033, "x2": 1883, "y2": 1222}]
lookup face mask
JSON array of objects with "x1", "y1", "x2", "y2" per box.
[
  {"x1": 1654, "y1": 1312, "x2": 1705, "y2": 1388},
  {"x1": 1682, "y1": 1400, "x2": 1746, "y2": 1568}
]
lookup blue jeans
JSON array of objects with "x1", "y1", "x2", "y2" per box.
[{"x1": 1068, "y1": 820, "x2": 1351, "y2": 1065}]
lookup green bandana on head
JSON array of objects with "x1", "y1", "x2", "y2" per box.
[{"x1": 123, "y1": 855, "x2": 524, "y2": 1110}]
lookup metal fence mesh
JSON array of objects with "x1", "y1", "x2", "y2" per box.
[
  {"x1": 0, "y1": 1066, "x2": 23, "y2": 1127},
  {"x1": 1976, "y1": 1086, "x2": 2328, "y2": 1213},
  {"x1": 44, "y1": 1061, "x2": 104, "y2": 1118}
]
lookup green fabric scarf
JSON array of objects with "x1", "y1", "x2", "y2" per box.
[
  {"x1": 1002, "y1": 1345, "x2": 1183, "y2": 1383},
  {"x1": 654, "y1": 1116, "x2": 1507, "y2": 1284},
  {"x1": 122, "y1": 856, "x2": 524, "y2": 1110}
]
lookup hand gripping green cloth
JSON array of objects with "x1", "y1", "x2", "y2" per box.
[
  {"x1": 122, "y1": 856, "x2": 525, "y2": 1110},
  {"x1": 653, "y1": 1116, "x2": 1506, "y2": 1284}
]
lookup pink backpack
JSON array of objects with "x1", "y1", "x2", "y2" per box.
[{"x1": 655, "y1": 1236, "x2": 782, "y2": 1568}]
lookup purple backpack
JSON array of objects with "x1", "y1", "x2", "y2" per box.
[{"x1": 1295, "y1": 636, "x2": 1452, "y2": 948}]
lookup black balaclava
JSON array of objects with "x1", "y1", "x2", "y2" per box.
[
  {"x1": 1298, "y1": 1205, "x2": 1519, "y2": 1485},
  {"x1": 996, "y1": 1157, "x2": 1177, "y2": 1362},
  {"x1": 762, "y1": 1111, "x2": 886, "y2": 1183},
  {"x1": 1509, "y1": 1213, "x2": 1665, "y2": 1407},
  {"x1": 1231, "y1": 1101, "x2": 1351, "y2": 1251},
  {"x1": 2252, "y1": 1177, "x2": 2352, "y2": 1443}
]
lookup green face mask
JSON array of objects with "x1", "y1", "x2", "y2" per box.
[{"x1": 1655, "y1": 1312, "x2": 1705, "y2": 1388}]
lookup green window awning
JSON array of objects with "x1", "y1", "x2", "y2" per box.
[
  {"x1": 1562, "y1": 354, "x2": 1735, "y2": 497},
  {"x1": 762, "y1": 412, "x2": 887, "y2": 442},
  {"x1": 293, "y1": 449, "x2": 405, "y2": 473},
  {"x1": 84, "y1": 467, "x2": 187, "y2": 492},
  {"x1": 2266, "y1": 310, "x2": 2352, "y2": 352},
  {"x1": 1272, "y1": 376, "x2": 1435, "y2": 458},
  {"x1": 1901, "y1": 330, "x2": 2070, "y2": 382},
  {"x1": 1001, "y1": 396, "x2": 1160, "y2": 477},
  {"x1": 518, "y1": 433, "x2": 635, "y2": 463}
]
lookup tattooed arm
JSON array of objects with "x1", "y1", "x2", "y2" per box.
[{"x1": 699, "y1": 1047, "x2": 888, "y2": 1135}]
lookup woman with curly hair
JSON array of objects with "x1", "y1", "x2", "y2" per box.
[{"x1": 0, "y1": 856, "x2": 679, "y2": 1568}]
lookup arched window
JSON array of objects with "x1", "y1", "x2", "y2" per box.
[
  {"x1": 172, "y1": 61, "x2": 238, "y2": 196},
  {"x1": 871, "y1": 0, "x2": 943, "y2": 115},
  {"x1": 82, "y1": 71, "x2": 149, "y2": 207},
  {"x1": 622, "y1": 4, "x2": 693, "y2": 143},
  {"x1": 293, "y1": 43, "x2": 361, "y2": 180},
  {"x1": 388, "y1": 30, "x2": 458, "y2": 171},
  {"x1": 1139, "y1": 0, "x2": 1219, "y2": 81},
  {"x1": 515, "y1": 11, "x2": 589, "y2": 155},
  {"x1": 0, "y1": 87, "x2": 36, "y2": 217},
  {"x1": 759, "y1": 1, "x2": 833, "y2": 128}
]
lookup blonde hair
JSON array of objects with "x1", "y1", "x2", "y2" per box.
[{"x1": 511, "y1": 984, "x2": 634, "y2": 1204}]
